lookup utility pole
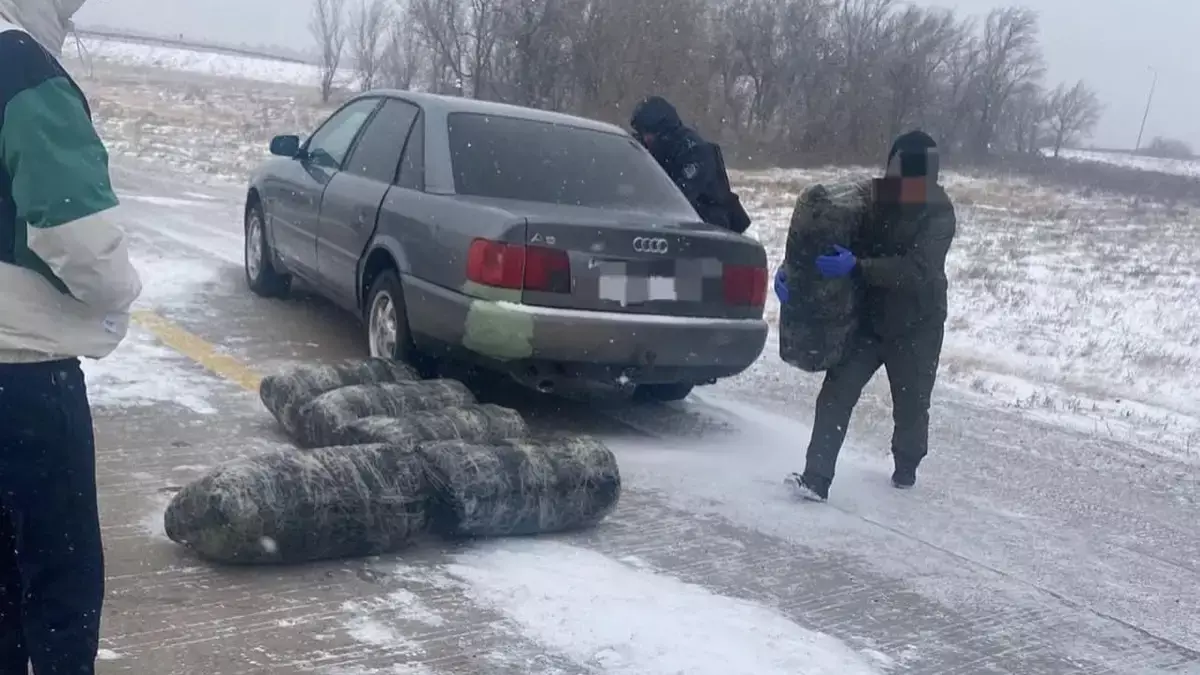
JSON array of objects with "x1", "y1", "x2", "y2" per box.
[{"x1": 1134, "y1": 67, "x2": 1157, "y2": 152}]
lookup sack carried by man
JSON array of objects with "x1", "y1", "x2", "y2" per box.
[{"x1": 778, "y1": 181, "x2": 869, "y2": 372}]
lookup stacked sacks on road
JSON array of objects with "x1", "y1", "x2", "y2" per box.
[
  {"x1": 421, "y1": 436, "x2": 620, "y2": 537},
  {"x1": 259, "y1": 359, "x2": 418, "y2": 439},
  {"x1": 292, "y1": 380, "x2": 476, "y2": 448},
  {"x1": 163, "y1": 443, "x2": 428, "y2": 564},
  {"x1": 163, "y1": 359, "x2": 622, "y2": 564},
  {"x1": 332, "y1": 404, "x2": 528, "y2": 447},
  {"x1": 778, "y1": 181, "x2": 869, "y2": 372}
]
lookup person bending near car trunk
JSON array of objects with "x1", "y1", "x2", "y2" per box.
[
  {"x1": 630, "y1": 95, "x2": 752, "y2": 234},
  {"x1": 0, "y1": 0, "x2": 143, "y2": 672},
  {"x1": 782, "y1": 130, "x2": 956, "y2": 502}
]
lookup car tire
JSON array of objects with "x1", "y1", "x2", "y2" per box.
[
  {"x1": 364, "y1": 269, "x2": 435, "y2": 376},
  {"x1": 633, "y1": 383, "x2": 695, "y2": 403},
  {"x1": 244, "y1": 201, "x2": 291, "y2": 298}
]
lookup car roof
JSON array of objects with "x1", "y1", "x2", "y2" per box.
[{"x1": 359, "y1": 90, "x2": 629, "y2": 137}]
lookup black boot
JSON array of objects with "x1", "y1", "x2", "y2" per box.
[
  {"x1": 785, "y1": 472, "x2": 830, "y2": 502},
  {"x1": 891, "y1": 459, "x2": 918, "y2": 490}
]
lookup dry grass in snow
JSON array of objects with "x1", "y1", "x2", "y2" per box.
[
  {"x1": 72, "y1": 61, "x2": 337, "y2": 182},
  {"x1": 64, "y1": 54, "x2": 1200, "y2": 462},
  {"x1": 72, "y1": 36, "x2": 357, "y2": 89}
]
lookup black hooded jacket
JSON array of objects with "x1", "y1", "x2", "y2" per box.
[{"x1": 630, "y1": 96, "x2": 750, "y2": 234}]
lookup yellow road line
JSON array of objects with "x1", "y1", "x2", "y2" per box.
[{"x1": 131, "y1": 309, "x2": 262, "y2": 392}]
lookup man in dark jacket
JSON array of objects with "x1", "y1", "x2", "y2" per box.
[
  {"x1": 783, "y1": 130, "x2": 956, "y2": 502},
  {"x1": 630, "y1": 95, "x2": 751, "y2": 234}
]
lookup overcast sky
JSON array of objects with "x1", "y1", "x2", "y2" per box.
[{"x1": 74, "y1": 0, "x2": 1198, "y2": 150}]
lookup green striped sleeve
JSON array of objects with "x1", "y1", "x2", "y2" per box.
[
  {"x1": 1, "y1": 27, "x2": 141, "y2": 312},
  {"x1": 1, "y1": 78, "x2": 119, "y2": 233}
]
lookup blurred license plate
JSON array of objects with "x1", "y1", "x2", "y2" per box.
[
  {"x1": 599, "y1": 274, "x2": 677, "y2": 305},
  {"x1": 592, "y1": 258, "x2": 709, "y2": 306}
]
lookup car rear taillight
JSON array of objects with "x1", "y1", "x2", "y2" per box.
[
  {"x1": 466, "y1": 238, "x2": 571, "y2": 293},
  {"x1": 523, "y1": 245, "x2": 571, "y2": 293},
  {"x1": 722, "y1": 264, "x2": 767, "y2": 306},
  {"x1": 467, "y1": 238, "x2": 525, "y2": 288}
]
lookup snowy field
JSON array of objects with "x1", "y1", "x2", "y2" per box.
[
  {"x1": 1057, "y1": 148, "x2": 1200, "y2": 178},
  {"x1": 71, "y1": 34, "x2": 354, "y2": 88},
  {"x1": 60, "y1": 39, "x2": 1200, "y2": 464}
]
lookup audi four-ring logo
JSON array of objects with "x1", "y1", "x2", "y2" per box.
[{"x1": 632, "y1": 237, "x2": 669, "y2": 254}]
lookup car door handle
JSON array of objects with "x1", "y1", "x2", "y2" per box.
[{"x1": 357, "y1": 211, "x2": 368, "y2": 226}]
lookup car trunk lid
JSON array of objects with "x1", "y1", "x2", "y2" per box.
[{"x1": 509, "y1": 203, "x2": 766, "y2": 320}]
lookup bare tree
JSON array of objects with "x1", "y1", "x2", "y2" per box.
[
  {"x1": 1045, "y1": 80, "x2": 1103, "y2": 157},
  {"x1": 408, "y1": 0, "x2": 504, "y2": 98},
  {"x1": 380, "y1": 16, "x2": 422, "y2": 90},
  {"x1": 490, "y1": 0, "x2": 580, "y2": 108},
  {"x1": 965, "y1": 7, "x2": 1044, "y2": 157},
  {"x1": 882, "y1": 6, "x2": 959, "y2": 138},
  {"x1": 999, "y1": 82, "x2": 1049, "y2": 154},
  {"x1": 926, "y1": 23, "x2": 980, "y2": 154},
  {"x1": 466, "y1": 0, "x2": 503, "y2": 98},
  {"x1": 408, "y1": 0, "x2": 468, "y2": 94},
  {"x1": 722, "y1": 0, "x2": 780, "y2": 133},
  {"x1": 568, "y1": 0, "x2": 711, "y2": 125},
  {"x1": 828, "y1": 0, "x2": 897, "y2": 155},
  {"x1": 351, "y1": 0, "x2": 391, "y2": 91},
  {"x1": 311, "y1": 0, "x2": 348, "y2": 102}
]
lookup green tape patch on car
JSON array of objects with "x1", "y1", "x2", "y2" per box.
[{"x1": 463, "y1": 299, "x2": 534, "y2": 360}]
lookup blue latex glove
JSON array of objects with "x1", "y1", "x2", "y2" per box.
[
  {"x1": 773, "y1": 266, "x2": 789, "y2": 303},
  {"x1": 815, "y1": 245, "x2": 857, "y2": 279}
]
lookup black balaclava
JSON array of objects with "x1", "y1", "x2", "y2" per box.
[
  {"x1": 631, "y1": 96, "x2": 684, "y2": 137},
  {"x1": 886, "y1": 130, "x2": 940, "y2": 182},
  {"x1": 631, "y1": 96, "x2": 685, "y2": 164}
]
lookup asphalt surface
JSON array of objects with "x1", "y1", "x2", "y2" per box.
[{"x1": 84, "y1": 160, "x2": 1200, "y2": 674}]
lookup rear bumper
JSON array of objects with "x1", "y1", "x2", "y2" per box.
[{"x1": 403, "y1": 277, "x2": 768, "y2": 385}]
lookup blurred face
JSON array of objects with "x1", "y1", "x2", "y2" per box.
[
  {"x1": 883, "y1": 153, "x2": 930, "y2": 204},
  {"x1": 639, "y1": 132, "x2": 656, "y2": 148},
  {"x1": 875, "y1": 176, "x2": 929, "y2": 205}
]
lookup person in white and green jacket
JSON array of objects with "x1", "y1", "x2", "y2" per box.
[{"x1": 0, "y1": 0, "x2": 142, "y2": 671}]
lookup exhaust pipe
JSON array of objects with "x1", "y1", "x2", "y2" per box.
[{"x1": 536, "y1": 379, "x2": 555, "y2": 394}]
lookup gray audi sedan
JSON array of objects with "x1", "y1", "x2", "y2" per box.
[{"x1": 243, "y1": 91, "x2": 768, "y2": 401}]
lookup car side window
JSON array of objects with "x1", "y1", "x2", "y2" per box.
[
  {"x1": 305, "y1": 98, "x2": 379, "y2": 170},
  {"x1": 343, "y1": 99, "x2": 420, "y2": 183},
  {"x1": 396, "y1": 112, "x2": 425, "y2": 191}
]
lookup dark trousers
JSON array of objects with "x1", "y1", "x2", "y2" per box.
[
  {"x1": 803, "y1": 323, "x2": 944, "y2": 489},
  {"x1": 0, "y1": 359, "x2": 104, "y2": 675}
]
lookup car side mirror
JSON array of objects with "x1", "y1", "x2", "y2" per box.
[{"x1": 269, "y1": 134, "x2": 301, "y2": 157}]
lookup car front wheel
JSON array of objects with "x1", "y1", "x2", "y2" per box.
[{"x1": 244, "y1": 202, "x2": 291, "y2": 297}]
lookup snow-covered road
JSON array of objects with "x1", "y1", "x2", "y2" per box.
[{"x1": 84, "y1": 160, "x2": 1200, "y2": 674}]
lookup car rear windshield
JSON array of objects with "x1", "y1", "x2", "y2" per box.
[{"x1": 446, "y1": 112, "x2": 695, "y2": 212}]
